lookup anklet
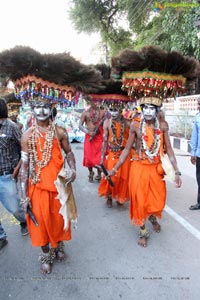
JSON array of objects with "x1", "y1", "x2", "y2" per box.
[{"x1": 139, "y1": 228, "x2": 150, "y2": 238}]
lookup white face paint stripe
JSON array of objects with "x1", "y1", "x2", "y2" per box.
[
  {"x1": 33, "y1": 106, "x2": 51, "y2": 121},
  {"x1": 165, "y1": 205, "x2": 200, "y2": 241},
  {"x1": 110, "y1": 111, "x2": 119, "y2": 118},
  {"x1": 142, "y1": 105, "x2": 156, "y2": 120}
]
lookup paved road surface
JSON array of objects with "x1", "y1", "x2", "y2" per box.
[{"x1": 0, "y1": 143, "x2": 199, "y2": 300}]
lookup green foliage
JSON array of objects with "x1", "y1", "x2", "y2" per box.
[
  {"x1": 68, "y1": 0, "x2": 132, "y2": 61},
  {"x1": 126, "y1": 0, "x2": 154, "y2": 34},
  {"x1": 103, "y1": 28, "x2": 134, "y2": 56},
  {"x1": 69, "y1": 0, "x2": 123, "y2": 34},
  {"x1": 69, "y1": 0, "x2": 200, "y2": 62}
]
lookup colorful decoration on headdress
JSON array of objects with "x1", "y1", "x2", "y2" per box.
[
  {"x1": 88, "y1": 64, "x2": 134, "y2": 109},
  {"x1": 122, "y1": 70, "x2": 186, "y2": 101},
  {"x1": 89, "y1": 93, "x2": 130, "y2": 103},
  {"x1": 0, "y1": 46, "x2": 105, "y2": 109},
  {"x1": 14, "y1": 75, "x2": 77, "y2": 105}
]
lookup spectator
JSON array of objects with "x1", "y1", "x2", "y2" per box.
[
  {"x1": 189, "y1": 97, "x2": 200, "y2": 210},
  {"x1": 0, "y1": 98, "x2": 28, "y2": 251}
]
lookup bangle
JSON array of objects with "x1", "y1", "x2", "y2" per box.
[
  {"x1": 112, "y1": 167, "x2": 117, "y2": 174},
  {"x1": 20, "y1": 197, "x2": 30, "y2": 204},
  {"x1": 175, "y1": 170, "x2": 181, "y2": 176}
]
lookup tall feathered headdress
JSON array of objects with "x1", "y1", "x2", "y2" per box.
[
  {"x1": 0, "y1": 46, "x2": 104, "y2": 105},
  {"x1": 89, "y1": 64, "x2": 132, "y2": 108},
  {"x1": 111, "y1": 46, "x2": 200, "y2": 106}
]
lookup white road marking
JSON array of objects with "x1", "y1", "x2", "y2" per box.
[{"x1": 165, "y1": 205, "x2": 200, "y2": 240}]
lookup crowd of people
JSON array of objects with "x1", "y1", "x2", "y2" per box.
[
  {"x1": 15, "y1": 106, "x2": 85, "y2": 143},
  {"x1": 0, "y1": 45, "x2": 199, "y2": 275},
  {"x1": 1, "y1": 90, "x2": 200, "y2": 271}
]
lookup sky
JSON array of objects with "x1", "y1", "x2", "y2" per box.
[{"x1": 0, "y1": 0, "x2": 101, "y2": 64}]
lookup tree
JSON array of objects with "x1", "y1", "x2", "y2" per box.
[
  {"x1": 134, "y1": 6, "x2": 200, "y2": 59},
  {"x1": 68, "y1": 0, "x2": 134, "y2": 63},
  {"x1": 68, "y1": 0, "x2": 200, "y2": 63}
]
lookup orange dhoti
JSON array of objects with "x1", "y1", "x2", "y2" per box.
[
  {"x1": 27, "y1": 137, "x2": 72, "y2": 248},
  {"x1": 98, "y1": 151, "x2": 131, "y2": 203},
  {"x1": 129, "y1": 160, "x2": 166, "y2": 226},
  {"x1": 27, "y1": 187, "x2": 71, "y2": 248},
  {"x1": 98, "y1": 120, "x2": 131, "y2": 203}
]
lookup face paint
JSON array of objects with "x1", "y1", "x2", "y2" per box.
[
  {"x1": 109, "y1": 108, "x2": 119, "y2": 119},
  {"x1": 33, "y1": 103, "x2": 51, "y2": 121},
  {"x1": 142, "y1": 104, "x2": 156, "y2": 120}
]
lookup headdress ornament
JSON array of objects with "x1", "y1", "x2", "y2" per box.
[
  {"x1": 139, "y1": 97, "x2": 162, "y2": 107},
  {"x1": 111, "y1": 46, "x2": 199, "y2": 106},
  {"x1": 89, "y1": 64, "x2": 133, "y2": 111},
  {"x1": 0, "y1": 46, "x2": 104, "y2": 107}
]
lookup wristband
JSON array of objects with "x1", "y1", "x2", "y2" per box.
[
  {"x1": 112, "y1": 167, "x2": 118, "y2": 174},
  {"x1": 20, "y1": 197, "x2": 30, "y2": 204},
  {"x1": 175, "y1": 170, "x2": 181, "y2": 176}
]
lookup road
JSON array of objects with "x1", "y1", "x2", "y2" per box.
[{"x1": 0, "y1": 143, "x2": 199, "y2": 300}]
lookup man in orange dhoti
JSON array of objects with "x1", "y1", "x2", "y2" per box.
[
  {"x1": 107, "y1": 46, "x2": 199, "y2": 247},
  {"x1": 20, "y1": 99, "x2": 77, "y2": 274},
  {"x1": 0, "y1": 46, "x2": 104, "y2": 270},
  {"x1": 109, "y1": 100, "x2": 182, "y2": 247},
  {"x1": 98, "y1": 104, "x2": 131, "y2": 207}
]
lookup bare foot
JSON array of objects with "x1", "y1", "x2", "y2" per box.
[
  {"x1": 56, "y1": 250, "x2": 66, "y2": 262},
  {"x1": 39, "y1": 249, "x2": 55, "y2": 274},
  {"x1": 94, "y1": 175, "x2": 101, "y2": 181},
  {"x1": 138, "y1": 237, "x2": 148, "y2": 247},
  {"x1": 88, "y1": 171, "x2": 94, "y2": 183},
  {"x1": 106, "y1": 197, "x2": 112, "y2": 208},
  {"x1": 55, "y1": 242, "x2": 65, "y2": 262},
  {"x1": 152, "y1": 221, "x2": 161, "y2": 233},
  {"x1": 40, "y1": 263, "x2": 51, "y2": 274}
]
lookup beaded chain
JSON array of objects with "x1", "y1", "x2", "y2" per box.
[
  {"x1": 110, "y1": 119, "x2": 126, "y2": 148},
  {"x1": 28, "y1": 123, "x2": 55, "y2": 184},
  {"x1": 139, "y1": 116, "x2": 161, "y2": 160}
]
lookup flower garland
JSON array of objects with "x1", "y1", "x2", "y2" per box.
[
  {"x1": 28, "y1": 123, "x2": 55, "y2": 184},
  {"x1": 110, "y1": 119, "x2": 126, "y2": 148},
  {"x1": 139, "y1": 116, "x2": 161, "y2": 160}
]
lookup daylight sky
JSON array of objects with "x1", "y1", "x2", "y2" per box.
[{"x1": 0, "y1": 0, "x2": 101, "y2": 64}]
